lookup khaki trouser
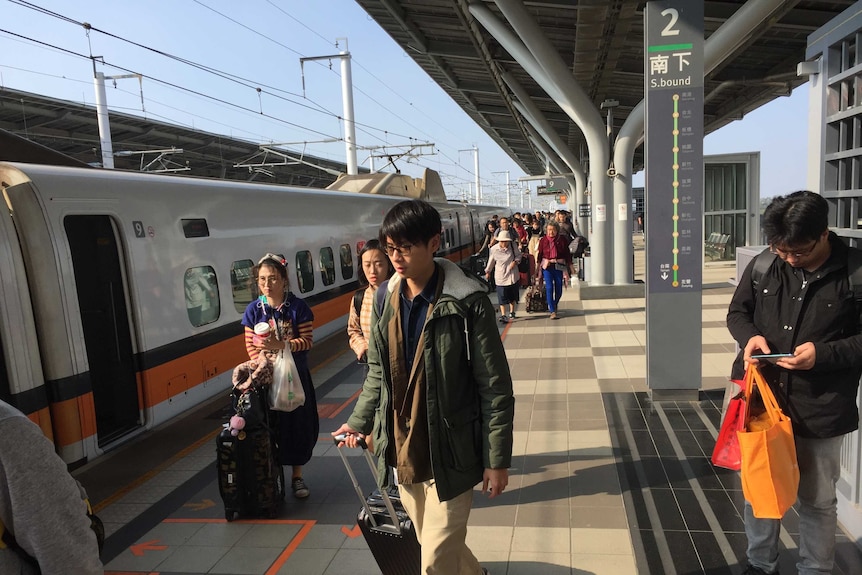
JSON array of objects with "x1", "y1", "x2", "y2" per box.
[{"x1": 398, "y1": 480, "x2": 483, "y2": 575}]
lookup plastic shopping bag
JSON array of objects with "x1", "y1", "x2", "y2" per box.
[
  {"x1": 711, "y1": 378, "x2": 746, "y2": 470},
  {"x1": 738, "y1": 364, "x2": 799, "y2": 519},
  {"x1": 270, "y1": 347, "x2": 305, "y2": 412}
]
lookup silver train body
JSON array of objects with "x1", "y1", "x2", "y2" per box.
[{"x1": 0, "y1": 163, "x2": 500, "y2": 466}]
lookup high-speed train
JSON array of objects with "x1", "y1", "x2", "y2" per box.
[{"x1": 0, "y1": 162, "x2": 502, "y2": 467}]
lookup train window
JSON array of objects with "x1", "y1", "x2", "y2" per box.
[
  {"x1": 296, "y1": 251, "x2": 314, "y2": 293},
  {"x1": 339, "y1": 244, "x2": 354, "y2": 280},
  {"x1": 230, "y1": 259, "x2": 255, "y2": 313},
  {"x1": 184, "y1": 266, "x2": 219, "y2": 327},
  {"x1": 320, "y1": 247, "x2": 336, "y2": 286}
]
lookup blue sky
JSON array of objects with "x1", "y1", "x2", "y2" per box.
[{"x1": 1, "y1": 0, "x2": 807, "y2": 204}]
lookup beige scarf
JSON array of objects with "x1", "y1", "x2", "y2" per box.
[{"x1": 385, "y1": 271, "x2": 444, "y2": 483}]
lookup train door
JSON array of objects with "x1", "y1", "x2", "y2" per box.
[
  {"x1": 64, "y1": 215, "x2": 140, "y2": 446},
  {"x1": 468, "y1": 211, "x2": 477, "y2": 251}
]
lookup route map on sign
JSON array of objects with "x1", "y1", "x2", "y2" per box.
[
  {"x1": 644, "y1": 2, "x2": 703, "y2": 295},
  {"x1": 671, "y1": 93, "x2": 681, "y2": 287}
]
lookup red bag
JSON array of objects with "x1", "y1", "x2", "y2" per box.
[{"x1": 711, "y1": 378, "x2": 746, "y2": 470}]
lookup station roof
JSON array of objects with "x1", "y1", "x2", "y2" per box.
[
  {"x1": 0, "y1": 88, "x2": 351, "y2": 187},
  {"x1": 355, "y1": 0, "x2": 855, "y2": 175}
]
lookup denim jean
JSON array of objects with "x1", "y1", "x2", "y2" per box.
[
  {"x1": 745, "y1": 434, "x2": 844, "y2": 574},
  {"x1": 542, "y1": 268, "x2": 564, "y2": 312}
]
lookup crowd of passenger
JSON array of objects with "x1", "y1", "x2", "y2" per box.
[{"x1": 476, "y1": 209, "x2": 587, "y2": 321}]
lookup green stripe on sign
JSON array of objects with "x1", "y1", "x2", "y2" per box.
[{"x1": 648, "y1": 43, "x2": 693, "y2": 52}]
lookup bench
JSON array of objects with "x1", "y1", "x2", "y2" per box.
[{"x1": 705, "y1": 233, "x2": 730, "y2": 261}]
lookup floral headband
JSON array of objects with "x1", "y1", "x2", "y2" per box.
[{"x1": 258, "y1": 253, "x2": 287, "y2": 267}]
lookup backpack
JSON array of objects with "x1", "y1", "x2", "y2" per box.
[
  {"x1": 352, "y1": 287, "x2": 367, "y2": 316},
  {"x1": 569, "y1": 235, "x2": 588, "y2": 258},
  {"x1": 750, "y1": 248, "x2": 862, "y2": 306}
]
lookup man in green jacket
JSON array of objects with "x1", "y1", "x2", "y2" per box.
[{"x1": 333, "y1": 199, "x2": 515, "y2": 575}]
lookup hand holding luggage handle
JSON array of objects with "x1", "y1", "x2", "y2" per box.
[{"x1": 333, "y1": 434, "x2": 403, "y2": 536}]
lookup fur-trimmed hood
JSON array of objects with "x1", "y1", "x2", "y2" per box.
[{"x1": 385, "y1": 257, "x2": 488, "y2": 301}]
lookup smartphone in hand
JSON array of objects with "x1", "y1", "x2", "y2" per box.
[{"x1": 751, "y1": 353, "x2": 794, "y2": 364}]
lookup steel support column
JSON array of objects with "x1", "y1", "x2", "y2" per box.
[{"x1": 471, "y1": 0, "x2": 611, "y2": 284}]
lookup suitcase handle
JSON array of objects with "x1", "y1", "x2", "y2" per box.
[{"x1": 333, "y1": 435, "x2": 404, "y2": 535}]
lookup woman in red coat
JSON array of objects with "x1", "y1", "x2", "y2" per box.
[{"x1": 536, "y1": 221, "x2": 572, "y2": 319}]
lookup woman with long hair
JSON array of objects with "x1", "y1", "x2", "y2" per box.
[
  {"x1": 241, "y1": 253, "x2": 319, "y2": 499},
  {"x1": 347, "y1": 239, "x2": 394, "y2": 362}
]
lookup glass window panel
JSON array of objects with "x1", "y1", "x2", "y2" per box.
[
  {"x1": 296, "y1": 251, "x2": 314, "y2": 293},
  {"x1": 230, "y1": 259, "x2": 255, "y2": 313},
  {"x1": 339, "y1": 244, "x2": 354, "y2": 280},
  {"x1": 735, "y1": 165, "x2": 747, "y2": 210},
  {"x1": 320, "y1": 247, "x2": 336, "y2": 286},
  {"x1": 184, "y1": 266, "x2": 219, "y2": 327}
]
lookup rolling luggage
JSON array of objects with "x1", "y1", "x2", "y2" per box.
[
  {"x1": 334, "y1": 435, "x2": 421, "y2": 575},
  {"x1": 217, "y1": 386, "x2": 285, "y2": 521},
  {"x1": 469, "y1": 254, "x2": 487, "y2": 278},
  {"x1": 525, "y1": 278, "x2": 549, "y2": 313},
  {"x1": 518, "y1": 256, "x2": 530, "y2": 288}
]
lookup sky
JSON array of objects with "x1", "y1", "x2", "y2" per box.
[{"x1": 1, "y1": 0, "x2": 808, "y2": 206}]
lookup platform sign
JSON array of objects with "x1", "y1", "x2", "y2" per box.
[
  {"x1": 645, "y1": 0, "x2": 703, "y2": 395},
  {"x1": 579, "y1": 203, "x2": 591, "y2": 218}
]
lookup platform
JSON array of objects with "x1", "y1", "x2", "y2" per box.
[{"x1": 74, "y1": 257, "x2": 862, "y2": 575}]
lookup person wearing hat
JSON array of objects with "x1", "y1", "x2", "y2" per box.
[{"x1": 485, "y1": 234, "x2": 522, "y2": 323}]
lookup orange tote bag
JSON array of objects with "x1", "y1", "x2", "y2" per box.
[{"x1": 737, "y1": 364, "x2": 799, "y2": 519}]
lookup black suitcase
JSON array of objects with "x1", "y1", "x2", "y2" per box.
[
  {"x1": 469, "y1": 254, "x2": 488, "y2": 278},
  {"x1": 334, "y1": 435, "x2": 421, "y2": 575},
  {"x1": 217, "y1": 386, "x2": 285, "y2": 521}
]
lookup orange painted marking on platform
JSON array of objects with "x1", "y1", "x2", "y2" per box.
[
  {"x1": 327, "y1": 388, "x2": 362, "y2": 419},
  {"x1": 501, "y1": 317, "x2": 513, "y2": 340},
  {"x1": 183, "y1": 498, "x2": 215, "y2": 511},
  {"x1": 130, "y1": 539, "x2": 168, "y2": 556},
  {"x1": 317, "y1": 403, "x2": 339, "y2": 418},
  {"x1": 341, "y1": 523, "x2": 362, "y2": 538},
  {"x1": 163, "y1": 518, "x2": 315, "y2": 526},
  {"x1": 309, "y1": 351, "x2": 340, "y2": 374},
  {"x1": 264, "y1": 520, "x2": 316, "y2": 575},
  {"x1": 93, "y1": 428, "x2": 221, "y2": 513},
  {"x1": 161, "y1": 517, "x2": 315, "y2": 575}
]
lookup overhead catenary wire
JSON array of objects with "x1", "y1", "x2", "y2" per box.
[
  {"x1": 5, "y1": 0, "x2": 496, "y2": 183},
  {"x1": 0, "y1": 28, "x2": 340, "y2": 140},
  {"x1": 191, "y1": 0, "x2": 479, "y2": 161},
  {"x1": 5, "y1": 1, "x2": 427, "y2": 147}
]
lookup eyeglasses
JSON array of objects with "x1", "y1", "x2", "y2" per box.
[
  {"x1": 385, "y1": 243, "x2": 414, "y2": 257},
  {"x1": 770, "y1": 238, "x2": 819, "y2": 259},
  {"x1": 257, "y1": 276, "x2": 281, "y2": 285}
]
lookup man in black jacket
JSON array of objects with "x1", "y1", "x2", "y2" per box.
[{"x1": 727, "y1": 191, "x2": 862, "y2": 575}]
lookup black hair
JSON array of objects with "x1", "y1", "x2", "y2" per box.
[
  {"x1": 378, "y1": 200, "x2": 442, "y2": 247},
  {"x1": 253, "y1": 253, "x2": 289, "y2": 290},
  {"x1": 762, "y1": 191, "x2": 828, "y2": 247},
  {"x1": 357, "y1": 239, "x2": 394, "y2": 286}
]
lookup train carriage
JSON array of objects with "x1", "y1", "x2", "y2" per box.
[{"x1": 0, "y1": 162, "x2": 500, "y2": 466}]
